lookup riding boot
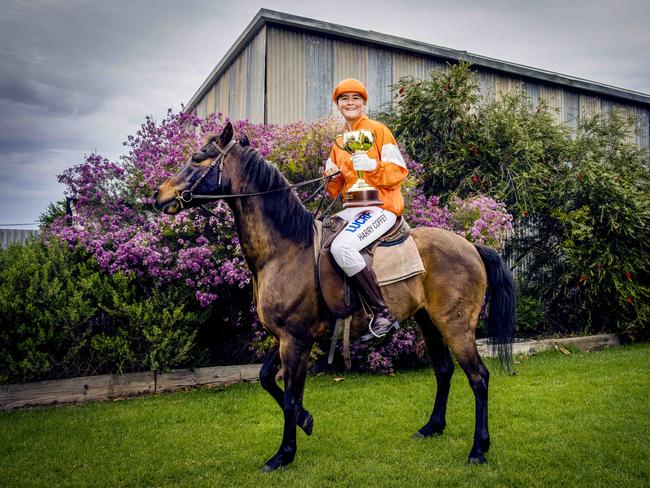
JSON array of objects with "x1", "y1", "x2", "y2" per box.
[{"x1": 349, "y1": 265, "x2": 400, "y2": 342}]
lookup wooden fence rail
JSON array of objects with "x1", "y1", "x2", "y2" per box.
[
  {"x1": 0, "y1": 364, "x2": 261, "y2": 411},
  {"x1": 476, "y1": 333, "x2": 621, "y2": 357},
  {"x1": 1, "y1": 334, "x2": 621, "y2": 411}
]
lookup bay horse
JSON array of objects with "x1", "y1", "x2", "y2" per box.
[{"x1": 153, "y1": 122, "x2": 515, "y2": 471}]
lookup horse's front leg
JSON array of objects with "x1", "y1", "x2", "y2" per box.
[
  {"x1": 259, "y1": 345, "x2": 313, "y2": 436},
  {"x1": 261, "y1": 337, "x2": 311, "y2": 472}
]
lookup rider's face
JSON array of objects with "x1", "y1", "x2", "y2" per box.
[{"x1": 337, "y1": 92, "x2": 366, "y2": 125}]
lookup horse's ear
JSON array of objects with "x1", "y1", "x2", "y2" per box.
[{"x1": 219, "y1": 122, "x2": 234, "y2": 147}]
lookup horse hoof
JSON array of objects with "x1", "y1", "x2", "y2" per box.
[
  {"x1": 467, "y1": 454, "x2": 487, "y2": 465},
  {"x1": 412, "y1": 423, "x2": 444, "y2": 439},
  {"x1": 300, "y1": 412, "x2": 314, "y2": 436},
  {"x1": 260, "y1": 454, "x2": 291, "y2": 473}
]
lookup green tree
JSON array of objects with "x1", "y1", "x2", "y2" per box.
[{"x1": 379, "y1": 62, "x2": 650, "y2": 338}]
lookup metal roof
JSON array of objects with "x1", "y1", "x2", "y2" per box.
[{"x1": 187, "y1": 9, "x2": 650, "y2": 110}]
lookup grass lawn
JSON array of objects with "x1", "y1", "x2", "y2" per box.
[{"x1": 1, "y1": 344, "x2": 648, "y2": 487}]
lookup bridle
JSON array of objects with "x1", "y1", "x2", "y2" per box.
[
  {"x1": 173, "y1": 138, "x2": 340, "y2": 216},
  {"x1": 175, "y1": 139, "x2": 237, "y2": 208}
]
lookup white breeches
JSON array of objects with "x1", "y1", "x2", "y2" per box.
[{"x1": 330, "y1": 206, "x2": 397, "y2": 276}]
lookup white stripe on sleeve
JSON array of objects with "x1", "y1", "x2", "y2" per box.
[{"x1": 380, "y1": 143, "x2": 407, "y2": 169}]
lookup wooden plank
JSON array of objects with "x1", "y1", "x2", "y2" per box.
[
  {"x1": 0, "y1": 373, "x2": 154, "y2": 410},
  {"x1": 0, "y1": 365, "x2": 263, "y2": 410},
  {"x1": 549, "y1": 334, "x2": 621, "y2": 352},
  {"x1": 194, "y1": 366, "x2": 242, "y2": 386},
  {"x1": 477, "y1": 333, "x2": 621, "y2": 358},
  {"x1": 155, "y1": 369, "x2": 197, "y2": 393},
  {"x1": 109, "y1": 372, "x2": 156, "y2": 398},
  {"x1": 194, "y1": 364, "x2": 261, "y2": 386}
]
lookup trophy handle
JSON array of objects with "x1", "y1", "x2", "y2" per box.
[{"x1": 334, "y1": 134, "x2": 346, "y2": 151}]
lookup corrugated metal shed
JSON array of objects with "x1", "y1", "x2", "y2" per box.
[
  {"x1": 1, "y1": 229, "x2": 39, "y2": 248},
  {"x1": 186, "y1": 9, "x2": 650, "y2": 147}
]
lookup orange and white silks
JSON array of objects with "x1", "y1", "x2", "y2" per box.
[{"x1": 325, "y1": 115, "x2": 408, "y2": 216}]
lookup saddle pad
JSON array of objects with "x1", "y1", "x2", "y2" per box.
[
  {"x1": 314, "y1": 221, "x2": 425, "y2": 287},
  {"x1": 373, "y1": 236, "x2": 425, "y2": 286}
]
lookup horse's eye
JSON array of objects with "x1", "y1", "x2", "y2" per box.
[{"x1": 192, "y1": 152, "x2": 206, "y2": 163}]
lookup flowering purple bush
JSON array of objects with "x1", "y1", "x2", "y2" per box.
[
  {"x1": 404, "y1": 190, "x2": 512, "y2": 250},
  {"x1": 46, "y1": 108, "x2": 513, "y2": 374},
  {"x1": 350, "y1": 322, "x2": 428, "y2": 375}
]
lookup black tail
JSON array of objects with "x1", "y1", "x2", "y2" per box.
[{"x1": 475, "y1": 244, "x2": 516, "y2": 371}]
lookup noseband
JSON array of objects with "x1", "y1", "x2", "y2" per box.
[{"x1": 176, "y1": 139, "x2": 238, "y2": 208}]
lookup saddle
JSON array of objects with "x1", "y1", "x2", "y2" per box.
[{"x1": 316, "y1": 215, "x2": 415, "y2": 319}]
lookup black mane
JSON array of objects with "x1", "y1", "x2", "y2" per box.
[{"x1": 237, "y1": 144, "x2": 315, "y2": 247}]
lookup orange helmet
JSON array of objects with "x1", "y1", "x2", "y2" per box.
[{"x1": 332, "y1": 78, "x2": 368, "y2": 103}]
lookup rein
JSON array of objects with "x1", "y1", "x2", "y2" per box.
[
  {"x1": 175, "y1": 138, "x2": 341, "y2": 220},
  {"x1": 187, "y1": 174, "x2": 330, "y2": 202}
]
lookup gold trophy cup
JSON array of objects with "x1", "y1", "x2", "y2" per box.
[{"x1": 335, "y1": 130, "x2": 383, "y2": 208}]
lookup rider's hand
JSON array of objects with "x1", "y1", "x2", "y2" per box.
[
  {"x1": 351, "y1": 153, "x2": 377, "y2": 172},
  {"x1": 324, "y1": 159, "x2": 340, "y2": 177}
]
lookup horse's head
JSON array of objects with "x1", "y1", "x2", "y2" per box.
[{"x1": 153, "y1": 122, "x2": 237, "y2": 214}]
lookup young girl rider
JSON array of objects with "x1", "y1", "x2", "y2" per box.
[{"x1": 324, "y1": 78, "x2": 408, "y2": 342}]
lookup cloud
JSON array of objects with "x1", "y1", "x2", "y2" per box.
[{"x1": 0, "y1": 0, "x2": 648, "y2": 228}]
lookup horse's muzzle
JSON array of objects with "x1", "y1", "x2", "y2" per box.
[{"x1": 152, "y1": 190, "x2": 181, "y2": 215}]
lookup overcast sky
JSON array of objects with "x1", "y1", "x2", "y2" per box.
[{"x1": 1, "y1": 0, "x2": 648, "y2": 228}]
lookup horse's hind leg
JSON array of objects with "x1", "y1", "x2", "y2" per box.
[
  {"x1": 261, "y1": 337, "x2": 312, "y2": 472},
  {"x1": 413, "y1": 310, "x2": 455, "y2": 439},
  {"x1": 447, "y1": 334, "x2": 491, "y2": 464},
  {"x1": 259, "y1": 345, "x2": 313, "y2": 436}
]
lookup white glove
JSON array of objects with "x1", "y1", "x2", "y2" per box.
[
  {"x1": 324, "y1": 159, "x2": 340, "y2": 177},
  {"x1": 351, "y1": 153, "x2": 377, "y2": 172}
]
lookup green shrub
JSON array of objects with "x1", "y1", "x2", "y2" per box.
[{"x1": 0, "y1": 239, "x2": 209, "y2": 383}]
